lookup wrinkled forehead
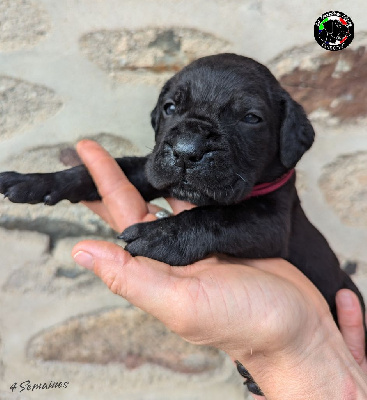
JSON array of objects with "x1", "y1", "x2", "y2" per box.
[{"x1": 163, "y1": 63, "x2": 277, "y2": 113}]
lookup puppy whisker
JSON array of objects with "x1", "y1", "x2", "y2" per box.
[{"x1": 235, "y1": 173, "x2": 247, "y2": 183}]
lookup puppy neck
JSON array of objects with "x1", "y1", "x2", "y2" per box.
[{"x1": 245, "y1": 169, "x2": 295, "y2": 199}]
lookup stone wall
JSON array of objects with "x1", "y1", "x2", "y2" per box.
[{"x1": 0, "y1": 1, "x2": 367, "y2": 399}]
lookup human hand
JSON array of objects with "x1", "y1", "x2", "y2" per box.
[
  {"x1": 251, "y1": 289, "x2": 367, "y2": 400},
  {"x1": 72, "y1": 140, "x2": 367, "y2": 398},
  {"x1": 336, "y1": 289, "x2": 367, "y2": 373}
]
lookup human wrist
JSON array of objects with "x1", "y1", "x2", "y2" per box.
[{"x1": 229, "y1": 317, "x2": 367, "y2": 399}]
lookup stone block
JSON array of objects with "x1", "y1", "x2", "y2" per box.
[
  {"x1": 0, "y1": 227, "x2": 49, "y2": 265},
  {"x1": 269, "y1": 33, "x2": 367, "y2": 125},
  {"x1": 80, "y1": 28, "x2": 230, "y2": 85},
  {"x1": 27, "y1": 307, "x2": 224, "y2": 373},
  {"x1": 0, "y1": 0, "x2": 50, "y2": 51},
  {"x1": 319, "y1": 152, "x2": 367, "y2": 227},
  {"x1": 0, "y1": 76, "x2": 62, "y2": 140}
]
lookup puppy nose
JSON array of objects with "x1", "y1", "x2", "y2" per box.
[
  {"x1": 173, "y1": 141, "x2": 205, "y2": 162},
  {"x1": 164, "y1": 138, "x2": 207, "y2": 165}
]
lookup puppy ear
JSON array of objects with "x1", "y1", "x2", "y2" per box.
[
  {"x1": 150, "y1": 80, "x2": 171, "y2": 135},
  {"x1": 279, "y1": 91, "x2": 315, "y2": 169},
  {"x1": 150, "y1": 105, "x2": 159, "y2": 133}
]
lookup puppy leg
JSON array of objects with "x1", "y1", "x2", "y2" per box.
[
  {"x1": 119, "y1": 198, "x2": 289, "y2": 265},
  {"x1": 0, "y1": 156, "x2": 164, "y2": 205}
]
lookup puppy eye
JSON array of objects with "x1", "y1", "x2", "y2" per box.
[
  {"x1": 163, "y1": 102, "x2": 176, "y2": 116},
  {"x1": 243, "y1": 113, "x2": 262, "y2": 124}
]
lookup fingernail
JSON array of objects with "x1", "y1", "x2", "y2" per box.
[
  {"x1": 338, "y1": 290, "x2": 354, "y2": 309},
  {"x1": 73, "y1": 251, "x2": 95, "y2": 270}
]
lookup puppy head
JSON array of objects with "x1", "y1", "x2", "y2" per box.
[{"x1": 146, "y1": 53, "x2": 314, "y2": 206}]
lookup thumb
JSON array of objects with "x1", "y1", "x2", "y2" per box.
[
  {"x1": 336, "y1": 289, "x2": 366, "y2": 367},
  {"x1": 72, "y1": 240, "x2": 180, "y2": 319}
]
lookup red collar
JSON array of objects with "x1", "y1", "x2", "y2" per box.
[{"x1": 245, "y1": 169, "x2": 295, "y2": 199}]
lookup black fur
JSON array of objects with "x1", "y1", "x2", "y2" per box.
[{"x1": 0, "y1": 53, "x2": 365, "y2": 395}]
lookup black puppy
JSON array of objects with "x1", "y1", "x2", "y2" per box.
[{"x1": 0, "y1": 53, "x2": 365, "y2": 395}]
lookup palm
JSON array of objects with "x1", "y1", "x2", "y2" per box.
[{"x1": 106, "y1": 254, "x2": 323, "y2": 359}]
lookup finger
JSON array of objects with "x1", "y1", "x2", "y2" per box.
[
  {"x1": 76, "y1": 140, "x2": 150, "y2": 230},
  {"x1": 72, "y1": 240, "x2": 182, "y2": 322},
  {"x1": 336, "y1": 289, "x2": 367, "y2": 367},
  {"x1": 81, "y1": 200, "x2": 118, "y2": 230},
  {"x1": 166, "y1": 197, "x2": 196, "y2": 214}
]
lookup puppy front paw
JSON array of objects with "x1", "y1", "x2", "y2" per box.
[
  {"x1": 0, "y1": 172, "x2": 47, "y2": 204},
  {"x1": 119, "y1": 219, "x2": 200, "y2": 266},
  {"x1": 0, "y1": 171, "x2": 66, "y2": 205}
]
